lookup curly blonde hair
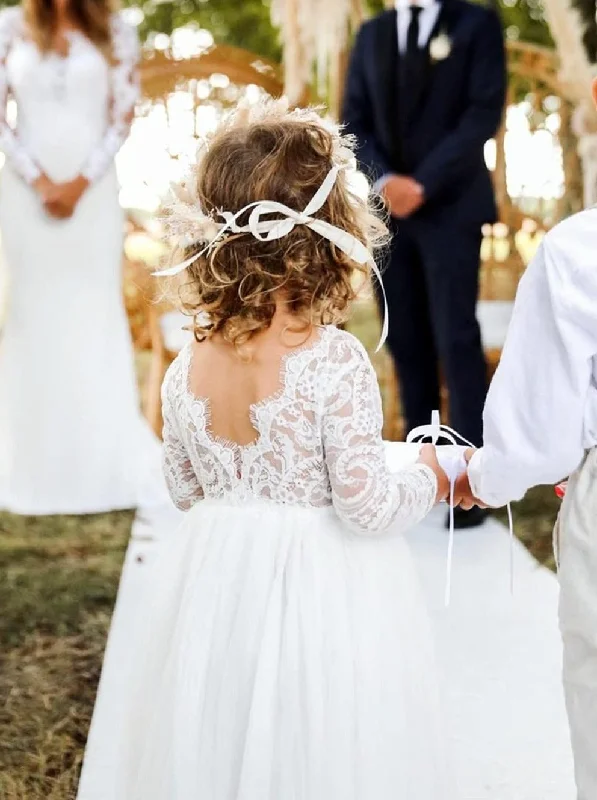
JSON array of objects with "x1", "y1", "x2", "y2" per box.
[{"x1": 162, "y1": 101, "x2": 388, "y2": 348}]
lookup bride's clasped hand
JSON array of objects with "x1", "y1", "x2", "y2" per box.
[{"x1": 33, "y1": 173, "x2": 90, "y2": 219}]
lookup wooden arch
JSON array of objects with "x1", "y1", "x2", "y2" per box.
[{"x1": 139, "y1": 44, "x2": 284, "y2": 101}]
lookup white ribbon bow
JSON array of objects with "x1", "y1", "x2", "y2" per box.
[{"x1": 154, "y1": 166, "x2": 389, "y2": 351}]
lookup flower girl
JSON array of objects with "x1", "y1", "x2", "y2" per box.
[{"x1": 77, "y1": 101, "x2": 453, "y2": 800}]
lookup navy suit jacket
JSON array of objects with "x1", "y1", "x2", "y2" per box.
[{"x1": 342, "y1": 0, "x2": 506, "y2": 226}]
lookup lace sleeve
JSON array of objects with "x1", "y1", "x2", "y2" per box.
[
  {"x1": 0, "y1": 9, "x2": 41, "y2": 184},
  {"x1": 161, "y1": 366, "x2": 204, "y2": 512},
  {"x1": 322, "y1": 335, "x2": 437, "y2": 535},
  {"x1": 81, "y1": 14, "x2": 139, "y2": 183}
]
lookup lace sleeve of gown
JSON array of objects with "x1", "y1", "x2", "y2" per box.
[
  {"x1": 81, "y1": 14, "x2": 140, "y2": 183},
  {"x1": 322, "y1": 333, "x2": 437, "y2": 535},
  {"x1": 161, "y1": 361, "x2": 204, "y2": 512},
  {"x1": 0, "y1": 8, "x2": 41, "y2": 184}
]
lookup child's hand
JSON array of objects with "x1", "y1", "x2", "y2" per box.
[
  {"x1": 418, "y1": 444, "x2": 450, "y2": 503},
  {"x1": 453, "y1": 449, "x2": 489, "y2": 510}
]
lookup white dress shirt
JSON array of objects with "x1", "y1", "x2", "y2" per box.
[
  {"x1": 467, "y1": 208, "x2": 597, "y2": 507},
  {"x1": 395, "y1": 0, "x2": 441, "y2": 53}
]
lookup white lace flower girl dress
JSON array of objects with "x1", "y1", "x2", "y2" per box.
[{"x1": 77, "y1": 326, "x2": 452, "y2": 800}]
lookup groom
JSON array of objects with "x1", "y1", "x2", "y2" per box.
[{"x1": 343, "y1": 0, "x2": 506, "y2": 528}]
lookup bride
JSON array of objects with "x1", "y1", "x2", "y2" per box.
[{"x1": 0, "y1": 0, "x2": 167, "y2": 516}]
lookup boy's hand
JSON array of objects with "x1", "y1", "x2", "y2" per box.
[{"x1": 454, "y1": 448, "x2": 488, "y2": 510}]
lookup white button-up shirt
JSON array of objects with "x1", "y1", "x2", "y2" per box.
[
  {"x1": 468, "y1": 208, "x2": 597, "y2": 507},
  {"x1": 395, "y1": 0, "x2": 441, "y2": 53}
]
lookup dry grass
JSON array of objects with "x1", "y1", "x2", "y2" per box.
[
  {"x1": 0, "y1": 512, "x2": 132, "y2": 800},
  {"x1": 496, "y1": 485, "x2": 560, "y2": 571}
]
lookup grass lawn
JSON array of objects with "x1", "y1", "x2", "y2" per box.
[
  {"x1": 0, "y1": 306, "x2": 562, "y2": 798},
  {"x1": 0, "y1": 512, "x2": 132, "y2": 800}
]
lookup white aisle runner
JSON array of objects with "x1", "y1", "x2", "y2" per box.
[{"x1": 406, "y1": 508, "x2": 575, "y2": 799}]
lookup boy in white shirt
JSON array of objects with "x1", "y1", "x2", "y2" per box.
[{"x1": 460, "y1": 79, "x2": 597, "y2": 799}]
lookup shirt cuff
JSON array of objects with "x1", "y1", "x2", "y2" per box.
[
  {"x1": 467, "y1": 448, "x2": 485, "y2": 501},
  {"x1": 467, "y1": 448, "x2": 514, "y2": 509},
  {"x1": 372, "y1": 173, "x2": 396, "y2": 194},
  {"x1": 22, "y1": 160, "x2": 42, "y2": 185}
]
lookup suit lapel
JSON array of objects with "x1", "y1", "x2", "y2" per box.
[
  {"x1": 426, "y1": 0, "x2": 460, "y2": 75},
  {"x1": 375, "y1": 10, "x2": 402, "y2": 165},
  {"x1": 418, "y1": 0, "x2": 461, "y2": 109},
  {"x1": 372, "y1": 3, "x2": 462, "y2": 168},
  {"x1": 428, "y1": 0, "x2": 452, "y2": 47}
]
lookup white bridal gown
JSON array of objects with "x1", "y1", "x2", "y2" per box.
[
  {"x1": 0, "y1": 8, "x2": 167, "y2": 515},
  {"x1": 77, "y1": 327, "x2": 454, "y2": 800}
]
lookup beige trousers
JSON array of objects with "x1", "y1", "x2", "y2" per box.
[{"x1": 557, "y1": 448, "x2": 597, "y2": 799}]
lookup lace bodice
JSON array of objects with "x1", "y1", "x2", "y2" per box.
[
  {"x1": 0, "y1": 7, "x2": 139, "y2": 184},
  {"x1": 162, "y1": 326, "x2": 437, "y2": 535}
]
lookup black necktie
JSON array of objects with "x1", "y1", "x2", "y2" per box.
[
  {"x1": 406, "y1": 5, "x2": 423, "y2": 58},
  {"x1": 400, "y1": 5, "x2": 425, "y2": 169}
]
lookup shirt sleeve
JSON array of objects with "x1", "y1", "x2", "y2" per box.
[
  {"x1": 322, "y1": 334, "x2": 437, "y2": 534},
  {"x1": 0, "y1": 8, "x2": 41, "y2": 184},
  {"x1": 468, "y1": 221, "x2": 597, "y2": 506},
  {"x1": 81, "y1": 14, "x2": 140, "y2": 183},
  {"x1": 372, "y1": 173, "x2": 395, "y2": 194}
]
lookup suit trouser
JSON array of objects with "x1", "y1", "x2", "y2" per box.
[
  {"x1": 382, "y1": 218, "x2": 487, "y2": 445},
  {"x1": 557, "y1": 447, "x2": 597, "y2": 799}
]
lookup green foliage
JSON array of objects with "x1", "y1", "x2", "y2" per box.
[
  {"x1": 137, "y1": 0, "x2": 282, "y2": 62},
  {"x1": 495, "y1": 0, "x2": 552, "y2": 48}
]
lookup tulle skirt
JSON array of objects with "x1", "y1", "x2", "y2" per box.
[{"x1": 77, "y1": 498, "x2": 453, "y2": 800}]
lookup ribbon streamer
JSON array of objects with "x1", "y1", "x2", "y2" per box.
[
  {"x1": 407, "y1": 411, "x2": 515, "y2": 606},
  {"x1": 154, "y1": 166, "x2": 389, "y2": 351}
]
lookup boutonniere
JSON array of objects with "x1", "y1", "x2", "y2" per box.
[{"x1": 429, "y1": 32, "x2": 452, "y2": 63}]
